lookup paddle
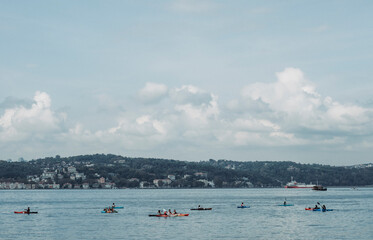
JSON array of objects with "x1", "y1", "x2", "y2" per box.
[
  {"x1": 162, "y1": 209, "x2": 170, "y2": 215},
  {"x1": 317, "y1": 202, "x2": 327, "y2": 211}
]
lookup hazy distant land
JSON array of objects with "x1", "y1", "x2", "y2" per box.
[{"x1": 1, "y1": 154, "x2": 372, "y2": 190}]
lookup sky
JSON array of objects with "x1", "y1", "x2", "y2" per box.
[{"x1": 1, "y1": 0, "x2": 373, "y2": 165}]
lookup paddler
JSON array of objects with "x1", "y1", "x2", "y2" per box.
[
  {"x1": 314, "y1": 204, "x2": 320, "y2": 209},
  {"x1": 26, "y1": 207, "x2": 30, "y2": 214},
  {"x1": 158, "y1": 210, "x2": 162, "y2": 215},
  {"x1": 284, "y1": 201, "x2": 286, "y2": 205},
  {"x1": 241, "y1": 202, "x2": 244, "y2": 207},
  {"x1": 322, "y1": 205, "x2": 326, "y2": 210},
  {"x1": 173, "y1": 209, "x2": 177, "y2": 214}
]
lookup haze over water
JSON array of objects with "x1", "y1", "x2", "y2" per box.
[{"x1": 1, "y1": 188, "x2": 372, "y2": 239}]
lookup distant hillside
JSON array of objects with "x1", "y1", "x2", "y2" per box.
[{"x1": 1, "y1": 154, "x2": 372, "y2": 189}]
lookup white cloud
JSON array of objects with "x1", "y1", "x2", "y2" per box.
[
  {"x1": 0, "y1": 91, "x2": 64, "y2": 142},
  {"x1": 107, "y1": 85, "x2": 220, "y2": 146},
  {"x1": 100, "y1": 113, "x2": 172, "y2": 150},
  {"x1": 171, "y1": 85, "x2": 219, "y2": 125},
  {"x1": 138, "y1": 82, "x2": 168, "y2": 104},
  {"x1": 1, "y1": 70, "x2": 372, "y2": 164},
  {"x1": 242, "y1": 68, "x2": 321, "y2": 115},
  {"x1": 170, "y1": 85, "x2": 212, "y2": 106},
  {"x1": 241, "y1": 68, "x2": 373, "y2": 134},
  {"x1": 324, "y1": 97, "x2": 368, "y2": 124},
  {"x1": 107, "y1": 74, "x2": 372, "y2": 154},
  {"x1": 232, "y1": 118, "x2": 280, "y2": 132}
]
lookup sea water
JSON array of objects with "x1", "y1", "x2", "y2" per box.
[{"x1": 0, "y1": 188, "x2": 372, "y2": 239}]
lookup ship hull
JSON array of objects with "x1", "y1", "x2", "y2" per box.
[{"x1": 285, "y1": 186, "x2": 313, "y2": 188}]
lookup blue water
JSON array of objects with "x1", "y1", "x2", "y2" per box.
[{"x1": 0, "y1": 188, "x2": 372, "y2": 239}]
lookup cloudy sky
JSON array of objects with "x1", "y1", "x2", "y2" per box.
[{"x1": 1, "y1": 1, "x2": 373, "y2": 165}]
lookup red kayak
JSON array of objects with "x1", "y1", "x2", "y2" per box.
[
  {"x1": 149, "y1": 213, "x2": 189, "y2": 217},
  {"x1": 14, "y1": 211, "x2": 38, "y2": 214}
]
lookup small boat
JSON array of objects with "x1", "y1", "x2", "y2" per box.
[
  {"x1": 113, "y1": 206, "x2": 124, "y2": 209},
  {"x1": 237, "y1": 206, "x2": 250, "y2": 208},
  {"x1": 190, "y1": 208, "x2": 212, "y2": 210},
  {"x1": 277, "y1": 204, "x2": 294, "y2": 206},
  {"x1": 312, "y1": 185, "x2": 327, "y2": 191}
]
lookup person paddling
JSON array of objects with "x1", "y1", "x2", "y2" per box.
[
  {"x1": 284, "y1": 201, "x2": 287, "y2": 205},
  {"x1": 314, "y1": 204, "x2": 320, "y2": 209},
  {"x1": 26, "y1": 207, "x2": 30, "y2": 214},
  {"x1": 173, "y1": 209, "x2": 177, "y2": 214},
  {"x1": 241, "y1": 202, "x2": 244, "y2": 207},
  {"x1": 322, "y1": 205, "x2": 326, "y2": 211},
  {"x1": 158, "y1": 210, "x2": 162, "y2": 215}
]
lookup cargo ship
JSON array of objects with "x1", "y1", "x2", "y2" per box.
[{"x1": 285, "y1": 177, "x2": 314, "y2": 188}]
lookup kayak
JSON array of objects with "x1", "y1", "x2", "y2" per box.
[
  {"x1": 305, "y1": 208, "x2": 333, "y2": 211},
  {"x1": 278, "y1": 204, "x2": 294, "y2": 206},
  {"x1": 14, "y1": 211, "x2": 38, "y2": 214},
  {"x1": 190, "y1": 208, "x2": 212, "y2": 210},
  {"x1": 170, "y1": 213, "x2": 189, "y2": 217},
  {"x1": 101, "y1": 210, "x2": 118, "y2": 213},
  {"x1": 149, "y1": 213, "x2": 189, "y2": 217},
  {"x1": 113, "y1": 206, "x2": 124, "y2": 209},
  {"x1": 317, "y1": 209, "x2": 333, "y2": 212},
  {"x1": 237, "y1": 206, "x2": 250, "y2": 208}
]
